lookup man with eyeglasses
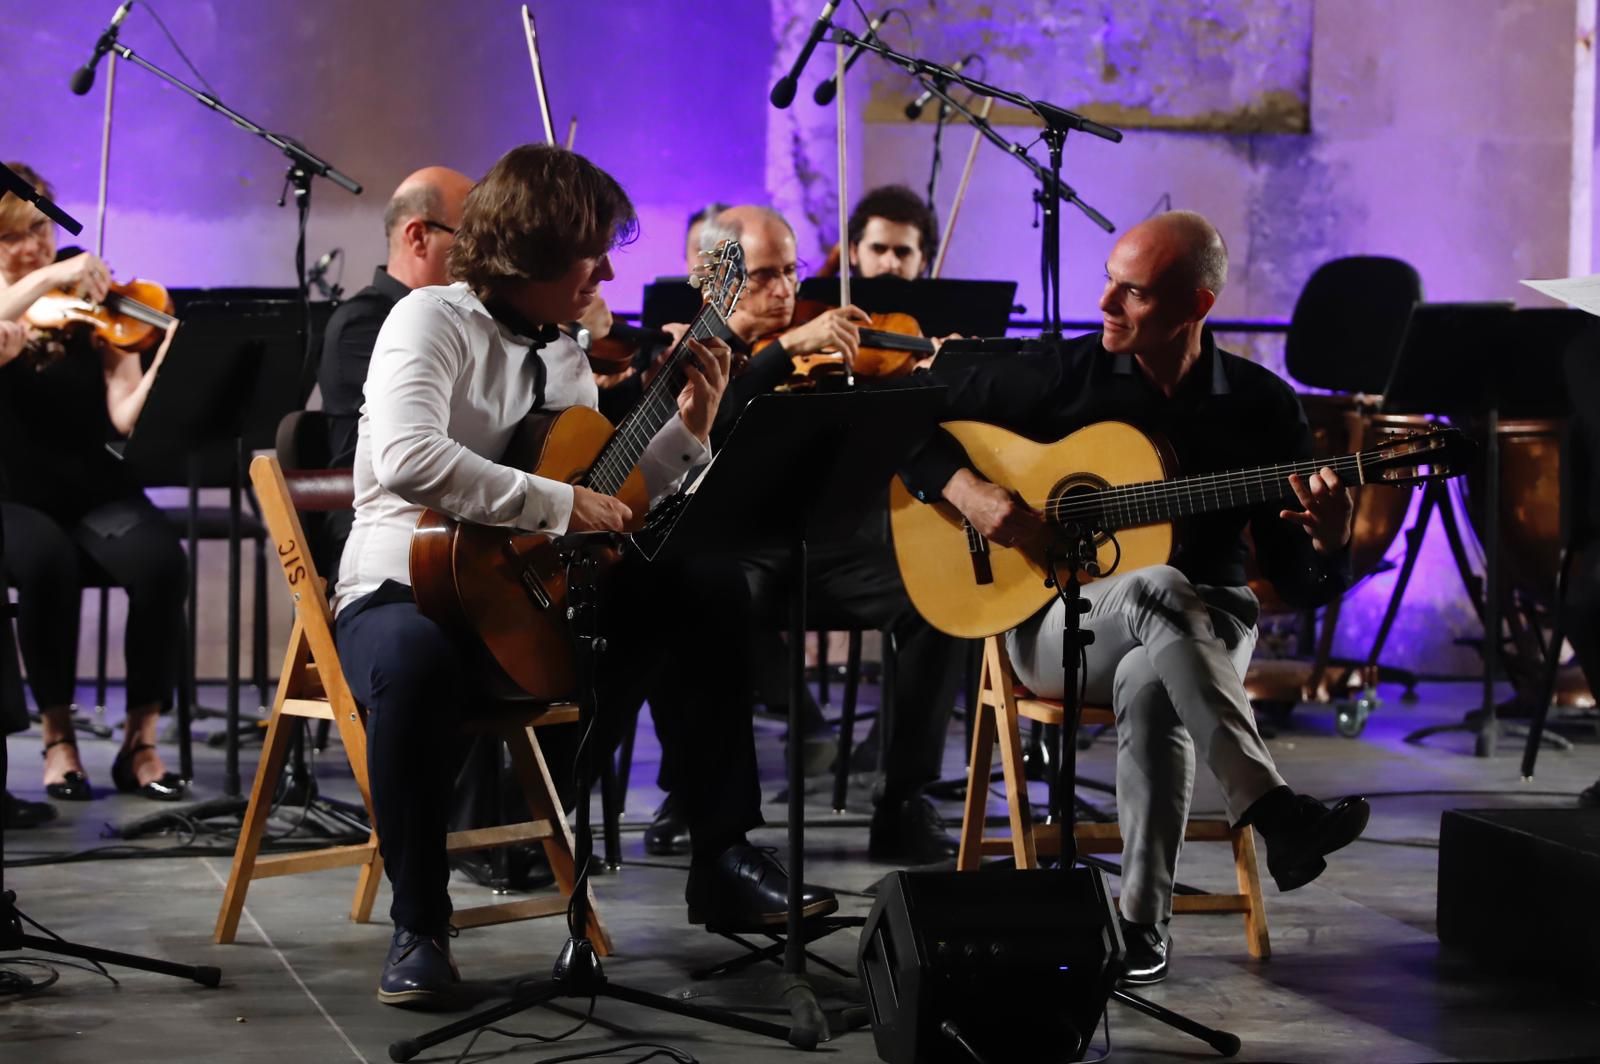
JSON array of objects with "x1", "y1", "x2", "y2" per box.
[
  {"x1": 318, "y1": 166, "x2": 475, "y2": 475},
  {"x1": 642, "y1": 205, "x2": 965, "y2": 867}
]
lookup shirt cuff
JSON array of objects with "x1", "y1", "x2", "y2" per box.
[
  {"x1": 518, "y1": 476, "x2": 575, "y2": 535},
  {"x1": 659, "y1": 414, "x2": 711, "y2": 468}
]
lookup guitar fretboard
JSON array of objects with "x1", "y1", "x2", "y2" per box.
[
  {"x1": 586, "y1": 305, "x2": 733, "y2": 497},
  {"x1": 1047, "y1": 452, "x2": 1371, "y2": 531}
]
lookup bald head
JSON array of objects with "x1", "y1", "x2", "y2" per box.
[
  {"x1": 385, "y1": 166, "x2": 473, "y2": 288},
  {"x1": 1120, "y1": 210, "x2": 1228, "y2": 295},
  {"x1": 706, "y1": 205, "x2": 800, "y2": 343}
]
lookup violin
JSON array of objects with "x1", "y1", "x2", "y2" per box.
[
  {"x1": 24, "y1": 276, "x2": 177, "y2": 353},
  {"x1": 767, "y1": 298, "x2": 933, "y2": 388}
]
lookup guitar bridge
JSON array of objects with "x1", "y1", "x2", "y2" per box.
[
  {"x1": 964, "y1": 520, "x2": 994, "y2": 586},
  {"x1": 503, "y1": 542, "x2": 552, "y2": 610}
]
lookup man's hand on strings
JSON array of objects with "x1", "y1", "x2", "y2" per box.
[
  {"x1": 568, "y1": 486, "x2": 633, "y2": 533},
  {"x1": 676, "y1": 336, "x2": 732, "y2": 443},
  {"x1": 942, "y1": 468, "x2": 1048, "y2": 551},
  {"x1": 1280, "y1": 466, "x2": 1355, "y2": 555}
]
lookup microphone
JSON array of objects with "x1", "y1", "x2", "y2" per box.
[
  {"x1": 770, "y1": 0, "x2": 841, "y2": 109},
  {"x1": 70, "y1": 1, "x2": 135, "y2": 96},
  {"x1": 904, "y1": 53, "x2": 977, "y2": 120},
  {"x1": 307, "y1": 247, "x2": 340, "y2": 282},
  {"x1": 812, "y1": 9, "x2": 890, "y2": 106}
]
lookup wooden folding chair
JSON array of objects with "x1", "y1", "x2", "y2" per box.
[
  {"x1": 214, "y1": 455, "x2": 610, "y2": 953},
  {"x1": 958, "y1": 634, "x2": 1270, "y2": 959}
]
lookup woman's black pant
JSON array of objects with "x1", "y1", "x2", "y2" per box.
[{"x1": 0, "y1": 497, "x2": 187, "y2": 711}]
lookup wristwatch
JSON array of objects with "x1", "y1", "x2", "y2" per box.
[{"x1": 567, "y1": 321, "x2": 592, "y2": 354}]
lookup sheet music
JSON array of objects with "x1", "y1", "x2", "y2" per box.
[{"x1": 1520, "y1": 275, "x2": 1600, "y2": 316}]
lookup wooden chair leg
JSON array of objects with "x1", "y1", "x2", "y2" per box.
[
  {"x1": 1232, "y1": 826, "x2": 1271, "y2": 959},
  {"x1": 214, "y1": 706, "x2": 298, "y2": 943},
  {"x1": 995, "y1": 698, "x2": 1037, "y2": 869},
  {"x1": 957, "y1": 699, "x2": 996, "y2": 871},
  {"x1": 504, "y1": 725, "x2": 612, "y2": 956}
]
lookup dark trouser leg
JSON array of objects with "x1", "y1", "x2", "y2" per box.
[
  {"x1": 336, "y1": 592, "x2": 473, "y2": 932},
  {"x1": 806, "y1": 543, "x2": 960, "y2": 802},
  {"x1": 0, "y1": 501, "x2": 80, "y2": 709},
  {"x1": 1563, "y1": 552, "x2": 1600, "y2": 696},
  {"x1": 73, "y1": 498, "x2": 188, "y2": 710},
  {"x1": 603, "y1": 554, "x2": 762, "y2": 857}
]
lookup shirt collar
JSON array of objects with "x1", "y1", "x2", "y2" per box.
[
  {"x1": 371, "y1": 266, "x2": 411, "y2": 305},
  {"x1": 1107, "y1": 327, "x2": 1230, "y2": 396}
]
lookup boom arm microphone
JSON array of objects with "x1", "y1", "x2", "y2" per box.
[
  {"x1": 904, "y1": 53, "x2": 977, "y2": 120},
  {"x1": 813, "y1": 8, "x2": 890, "y2": 105},
  {"x1": 70, "y1": 1, "x2": 135, "y2": 96},
  {"x1": 770, "y1": 0, "x2": 841, "y2": 108}
]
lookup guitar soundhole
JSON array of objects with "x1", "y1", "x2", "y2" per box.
[{"x1": 1048, "y1": 474, "x2": 1113, "y2": 547}]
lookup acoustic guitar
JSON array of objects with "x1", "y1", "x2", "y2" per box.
[
  {"x1": 888, "y1": 419, "x2": 1470, "y2": 639},
  {"x1": 409, "y1": 241, "x2": 748, "y2": 699}
]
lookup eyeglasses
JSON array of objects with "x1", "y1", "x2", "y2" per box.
[
  {"x1": 422, "y1": 220, "x2": 457, "y2": 236},
  {"x1": 0, "y1": 218, "x2": 51, "y2": 248},
  {"x1": 745, "y1": 262, "x2": 799, "y2": 291}
]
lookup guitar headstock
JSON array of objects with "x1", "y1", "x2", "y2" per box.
[
  {"x1": 690, "y1": 239, "x2": 747, "y2": 321},
  {"x1": 1363, "y1": 426, "x2": 1475, "y2": 485}
]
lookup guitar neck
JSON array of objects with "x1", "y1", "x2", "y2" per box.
[
  {"x1": 585, "y1": 302, "x2": 732, "y2": 497},
  {"x1": 1056, "y1": 449, "x2": 1374, "y2": 531}
]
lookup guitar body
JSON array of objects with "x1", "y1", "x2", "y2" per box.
[
  {"x1": 889, "y1": 420, "x2": 1174, "y2": 639},
  {"x1": 410, "y1": 406, "x2": 649, "y2": 700}
]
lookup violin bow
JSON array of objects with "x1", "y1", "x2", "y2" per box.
[
  {"x1": 521, "y1": 5, "x2": 557, "y2": 145},
  {"x1": 931, "y1": 94, "x2": 994, "y2": 280},
  {"x1": 834, "y1": 38, "x2": 855, "y2": 385}
]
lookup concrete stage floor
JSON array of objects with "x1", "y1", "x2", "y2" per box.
[{"x1": 3, "y1": 678, "x2": 1599, "y2": 1064}]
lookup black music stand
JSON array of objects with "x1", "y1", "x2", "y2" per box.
[
  {"x1": 641, "y1": 279, "x2": 705, "y2": 330},
  {"x1": 118, "y1": 296, "x2": 312, "y2": 801},
  {"x1": 394, "y1": 387, "x2": 946, "y2": 1062},
  {"x1": 797, "y1": 276, "x2": 1019, "y2": 338},
  {"x1": 1377, "y1": 302, "x2": 1574, "y2": 755}
]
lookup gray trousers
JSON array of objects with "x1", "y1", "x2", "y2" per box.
[{"x1": 1006, "y1": 564, "x2": 1285, "y2": 924}]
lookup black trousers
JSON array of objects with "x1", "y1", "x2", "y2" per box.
[
  {"x1": 335, "y1": 554, "x2": 762, "y2": 933},
  {"x1": 0, "y1": 497, "x2": 186, "y2": 711},
  {"x1": 740, "y1": 541, "x2": 963, "y2": 803}
]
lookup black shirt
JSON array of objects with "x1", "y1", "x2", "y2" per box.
[
  {"x1": 0, "y1": 327, "x2": 136, "y2": 523},
  {"x1": 900, "y1": 331, "x2": 1350, "y2": 608},
  {"x1": 317, "y1": 266, "x2": 411, "y2": 467}
]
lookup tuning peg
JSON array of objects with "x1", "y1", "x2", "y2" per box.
[{"x1": 688, "y1": 274, "x2": 704, "y2": 289}]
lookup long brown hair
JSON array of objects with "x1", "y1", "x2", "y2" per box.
[{"x1": 449, "y1": 145, "x2": 636, "y2": 293}]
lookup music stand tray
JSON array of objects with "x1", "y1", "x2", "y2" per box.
[{"x1": 797, "y1": 276, "x2": 1018, "y2": 338}]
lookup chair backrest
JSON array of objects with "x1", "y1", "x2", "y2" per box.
[
  {"x1": 1285, "y1": 256, "x2": 1423, "y2": 394},
  {"x1": 249, "y1": 454, "x2": 360, "y2": 720},
  {"x1": 275, "y1": 409, "x2": 334, "y2": 472}
]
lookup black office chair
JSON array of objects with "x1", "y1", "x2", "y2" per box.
[{"x1": 1285, "y1": 256, "x2": 1423, "y2": 394}]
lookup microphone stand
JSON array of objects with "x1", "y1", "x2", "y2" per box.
[
  {"x1": 96, "y1": 37, "x2": 359, "y2": 800},
  {"x1": 833, "y1": 28, "x2": 1118, "y2": 339}
]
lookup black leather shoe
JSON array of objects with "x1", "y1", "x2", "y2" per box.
[
  {"x1": 2, "y1": 791, "x2": 58, "y2": 829},
  {"x1": 378, "y1": 926, "x2": 461, "y2": 1008},
  {"x1": 111, "y1": 743, "x2": 186, "y2": 802},
  {"x1": 868, "y1": 794, "x2": 960, "y2": 865},
  {"x1": 644, "y1": 793, "x2": 690, "y2": 857},
  {"x1": 451, "y1": 844, "x2": 556, "y2": 893},
  {"x1": 1580, "y1": 780, "x2": 1600, "y2": 809},
  {"x1": 1254, "y1": 792, "x2": 1370, "y2": 892},
  {"x1": 1118, "y1": 918, "x2": 1170, "y2": 986},
  {"x1": 686, "y1": 844, "x2": 838, "y2": 929},
  {"x1": 42, "y1": 738, "x2": 93, "y2": 802}
]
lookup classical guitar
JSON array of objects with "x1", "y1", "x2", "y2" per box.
[
  {"x1": 888, "y1": 419, "x2": 1471, "y2": 639},
  {"x1": 408, "y1": 241, "x2": 747, "y2": 699}
]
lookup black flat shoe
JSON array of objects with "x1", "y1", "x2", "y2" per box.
[
  {"x1": 3, "y1": 790, "x2": 58, "y2": 829},
  {"x1": 644, "y1": 794, "x2": 690, "y2": 857},
  {"x1": 1117, "y1": 918, "x2": 1171, "y2": 986},
  {"x1": 868, "y1": 793, "x2": 960, "y2": 865},
  {"x1": 1255, "y1": 792, "x2": 1370, "y2": 892},
  {"x1": 41, "y1": 738, "x2": 92, "y2": 802},
  {"x1": 686, "y1": 844, "x2": 838, "y2": 930},
  {"x1": 111, "y1": 743, "x2": 187, "y2": 802}
]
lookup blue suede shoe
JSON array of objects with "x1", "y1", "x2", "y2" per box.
[{"x1": 377, "y1": 926, "x2": 460, "y2": 1008}]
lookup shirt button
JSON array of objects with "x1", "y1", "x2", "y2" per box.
[
  {"x1": 681, "y1": 454, "x2": 691, "y2": 462},
  {"x1": 538, "y1": 520, "x2": 548, "y2": 529}
]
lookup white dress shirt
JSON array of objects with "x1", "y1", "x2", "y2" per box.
[{"x1": 332, "y1": 282, "x2": 707, "y2": 615}]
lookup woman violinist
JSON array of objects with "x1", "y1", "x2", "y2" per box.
[{"x1": 0, "y1": 162, "x2": 187, "y2": 804}]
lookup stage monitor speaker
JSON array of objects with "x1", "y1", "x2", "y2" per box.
[{"x1": 857, "y1": 866, "x2": 1123, "y2": 1064}]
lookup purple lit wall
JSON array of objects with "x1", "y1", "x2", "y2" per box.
[{"x1": 1, "y1": 1, "x2": 773, "y2": 305}]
